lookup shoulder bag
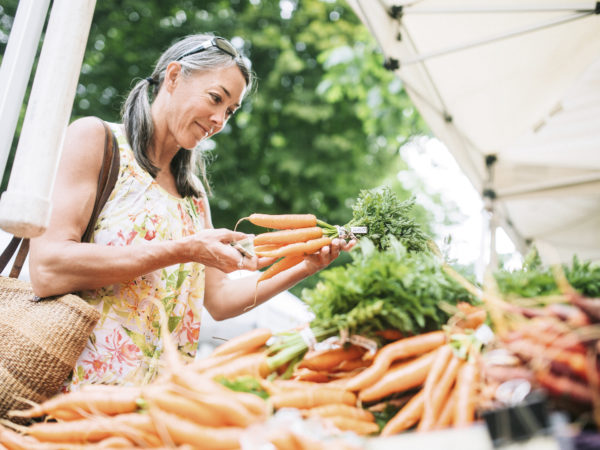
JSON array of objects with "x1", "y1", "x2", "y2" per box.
[{"x1": 0, "y1": 120, "x2": 120, "y2": 420}]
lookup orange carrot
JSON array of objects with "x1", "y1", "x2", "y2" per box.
[
  {"x1": 333, "y1": 357, "x2": 372, "y2": 372},
  {"x1": 380, "y1": 390, "x2": 424, "y2": 436},
  {"x1": 246, "y1": 213, "x2": 317, "y2": 230},
  {"x1": 142, "y1": 386, "x2": 225, "y2": 427},
  {"x1": 211, "y1": 328, "x2": 272, "y2": 357},
  {"x1": 292, "y1": 367, "x2": 332, "y2": 383},
  {"x1": 435, "y1": 387, "x2": 457, "y2": 429},
  {"x1": 148, "y1": 408, "x2": 243, "y2": 449},
  {"x1": 343, "y1": 331, "x2": 446, "y2": 392},
  {"x1": 9, "y1": 386, "x2": 141, "y2": 420},
  {"x1": 254, "y1": 227, "x2": 323, "y2": 246},
  {"x1": 299, "y1": 345, "x2": 365, "y2": 372},
  {"x1": 304, "y1": 404, "x2": 375, "y2": 422},
  {"x1": 0, "y1": 424, "x2": 42, "y2": 449},
  {"x1": 374, "y1": 329, "x2": 405, "y2": 341},
  {"x1": 422, "y1": 345, "x2": 453, "y2": 420},
  {"x1": 25, "y1": 413, "x2": 155, "y2": 443},
  {"x1": 253, "y1": 244, "x2": 282, "y2": 253},
  {"x1": 189, "y1": 350, "x2": 245, "y2": 373},
  {"x1": 201, "y1": 351, "x2": 270, "y2": 379},
  {"x1": 258, "y1": 255, "x2": 304, "y2": 282},
  {"x1": 255, "y1": 237, "x2": 332, "y2": 258},
  {"x1": 419, "y1": 353, "x2": 461, "y2": 431},
  {"x1": 270, "y1": 388, "x2": 356, "y2": 409},
  {"x1": 324, "y1": 416, "x2": 380, "y2": 435},
  {"x1": 454, "y1": 359, "x2": 479, "y2": 427},
  {"x1": 358, "y1": 350, "x2": 436, "y2": 402}
]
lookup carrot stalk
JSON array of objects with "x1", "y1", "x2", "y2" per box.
[
  {"x1": 419, "y1": 353, "x2": 461, "y2": 431},
  {"x1": 380, "y1": 390, "x2": 424, "y2": 436},
  {"x1": 247, "y1": 213, "x2": 317, "y2": 230},
  {"x1": 211, "y1": 328, "x2": 272, "y2": 357},
  {"x1": 343, "y1": 331, "x2": 446, "y2": 392},
  {"x1": 358, "y1": 350, "x2": 436, "y2": 402},
  {"x1": 299, "y1": 345, "x2": 365, "y2": 372},
  {"x1": 255, "y1": 237, "x2": 332, "y2": 258},
  {"x1": 454, "y1": 359, "x2": 479, "y2": 427},
  {"x1": 258, "y1": 255, "x2": 304, "y2": 283},
  {"x1": 254, "y1": 227, "x2": 323, "y2": 246}
]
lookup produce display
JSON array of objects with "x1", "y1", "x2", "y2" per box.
[{"x1": 2, "y1": 187, "x2": 600, "y2": 449}]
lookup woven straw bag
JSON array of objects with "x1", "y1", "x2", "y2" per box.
[{"x1": 0, "y1": 120, "x2": 119, "y2": 420}]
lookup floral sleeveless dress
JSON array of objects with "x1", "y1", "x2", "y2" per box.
[{"x1": 65, "y1": 123, "x2": 206, "y2": 391}]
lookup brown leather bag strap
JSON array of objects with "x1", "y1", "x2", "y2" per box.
[
  {"x1": 2, "y1": 119, "x2": 120, "y2": 279},
  {"x1": 81, "y1": 120, "x2": 120, "y2": 243},
  {"x1": 0, "y1": 236, "x2": 23, "y2": 272}
]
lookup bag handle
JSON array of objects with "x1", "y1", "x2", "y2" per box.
[{"x1": 0, "y1": 120, "x2": 120, "y2": 278}]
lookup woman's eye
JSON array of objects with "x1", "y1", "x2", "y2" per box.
[{"x1": 210, "y1": 93, "x2": 222, "y2": 103}]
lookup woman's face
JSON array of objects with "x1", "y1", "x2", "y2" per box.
[{"x1": 164, "y1": 63, "x2": 247, "y2": 149}]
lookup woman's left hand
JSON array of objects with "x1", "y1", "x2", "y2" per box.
[{"x1": 303, "y1": 238, "x2": 356, "y2": 275}]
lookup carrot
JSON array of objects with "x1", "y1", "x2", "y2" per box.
[
  {"x1": 324, "y1": 416, "x2": 380, "y2": 435},
  {"x1": 142, "y1": 386, "x2": 225, "y2": 427},
  {"x1": 333, "y1": 357, "x2": 372, "y2": 372},
  {"x1": 211, "y1": 328, "x2": 272, "y2": 357},
  {"x1": 343, "y1": 331, "x2": 446, "y2": 391},
  {"x1": 246, "y1": 213, "x2": 317, "y2": 230},
  {"x1": 419, "y1": 353, "x2": 461, "y2": 432},
  {"x1": 254, "y1": 227, "x2": 323, "y2": 246},
  {"x1": 25, "y1": 413, "x2": 155, "y2": 443},
  {"x1": 380, "y1": 390, "x2": 424, "y2": 436},
  {"x1": 270, "y1": 388, "x2": 356, "y2": 409},
  {"x1": 292, "y1": 367, "x2": 332, "y2": 383},
  {"x1": 255, "y1": 237, "x2": 332, "y2": 258},
  {"x1": 304, "y1": 404, "x2": 375, "y2": 422},
  {"x1": 454, "y1": 359, "x2": 479, "y2": 427},
  {"x1": 8, "y1": 386, "x2": 141, "y2": 420},
  {"x1": 358, "y1": 351, "x2": 436, "y2": 402},
  {"x1": 148, "y1": 408, "x2": 243, "y2": 449},
  {"x1": 0, "y1": 424, "x2": 42, "y2": 450},
  {"x1": 258, "y1": 255, "x2": 304, "y2": 282},
  {"x1": 253, "y1": 244, "x2": 282, "y2": 253},
  {"x1": 299, "y1": 345, "x2": 365, "y2": 372},
  {"x1": 201, "y1": 351, "x2": 270, "y2": 379},
  {"x1": 374, "y1": 329, "x2": 405, "y2": 341},
  {"x1": 94, "y1": 436, "x2": 136, "y2": 448},
  {"x1": 435, "y1": 387, "x2": 457, "y2": 429},
  {"x1": 189, "y1": 350, "x2": 245, "y2": 373},
  {"x1": 421, "y1": 345, "x2": 453, "y2": 424}
]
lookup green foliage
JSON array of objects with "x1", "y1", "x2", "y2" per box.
[
  {"x1": 494, "y1": 248, "x2": 600, "y2": 299},
  {"x1": 302, "y1": 238, "x2": 476, "y2": 336},
  {"x1": 345, "y1": 186, "x2": 430, "y2": 252},
  {"x1": 216, "y1": 375, "x2": 269, "y2": 399}
]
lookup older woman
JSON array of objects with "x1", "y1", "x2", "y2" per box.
[{"x1": 29, "y1": 34, "x2": 352, "y2": 389}]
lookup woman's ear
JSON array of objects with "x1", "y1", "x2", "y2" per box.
[{"x1": 164, "y1": 62, "x2": 181, "y2": 93}]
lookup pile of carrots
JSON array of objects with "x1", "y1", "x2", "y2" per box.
[
  {"x1": 237, "y1": 213, "x2": 335, "y2": 282},
  {"x1": 0, "y1": 302, "x2": 492, "y2": 448}
]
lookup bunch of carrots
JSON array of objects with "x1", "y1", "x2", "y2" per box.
[{"x1": 237, "y1": 213, "x2": 343, "y2": 283}]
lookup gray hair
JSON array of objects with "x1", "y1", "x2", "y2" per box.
[{"x1": 121, "y1": 34, "x2": 254, "y2": 198}]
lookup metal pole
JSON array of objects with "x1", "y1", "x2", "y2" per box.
[
  {"x1": 0, "y1": 0, "x2": 97, "y2": 237},
  {"x1": 0, "y1": 0, "x2": 52, "y2": 178},
  {"x1": 402, "y1": 4, "x2": 597, "y2": 14}
]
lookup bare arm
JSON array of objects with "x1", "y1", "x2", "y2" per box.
[
  {"x1": 29, "y1": 117, "x2": 252, "y2": 297},
  {"x1": 204, "y1": 238, "x2": 353, "y2": 320}
]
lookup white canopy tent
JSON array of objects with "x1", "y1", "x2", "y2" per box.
[{"x1": 346, "y1": 0, "x2": 600, "y2": 264}]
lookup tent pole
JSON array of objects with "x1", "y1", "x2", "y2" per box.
[
  {"x1": 0, "y1": 0, "x2": 52, "y2": 179},
  {"x1": 0, "y1": 0, "x2": 97, "y2": 238}
]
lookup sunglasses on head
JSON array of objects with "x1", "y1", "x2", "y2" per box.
[{"x1": 176, "y1": 37, "x2": 238, "y2": 61}]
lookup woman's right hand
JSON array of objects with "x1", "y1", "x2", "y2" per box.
[{"x1": 184, "y1": 228, "x2": 259, "y2": 273}]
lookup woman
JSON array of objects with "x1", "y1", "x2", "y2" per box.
[{"x1": 29, "y1": 34, "x2": 352, "y2": 389}]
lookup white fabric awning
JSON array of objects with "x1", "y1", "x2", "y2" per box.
[{"x1": 347, "y1": 0, "x2": 600, "y2": 263}]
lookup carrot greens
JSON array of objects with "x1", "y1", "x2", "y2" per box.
[{"x1": 266, "y1": 238, "x2": 475, "y2": 372}]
